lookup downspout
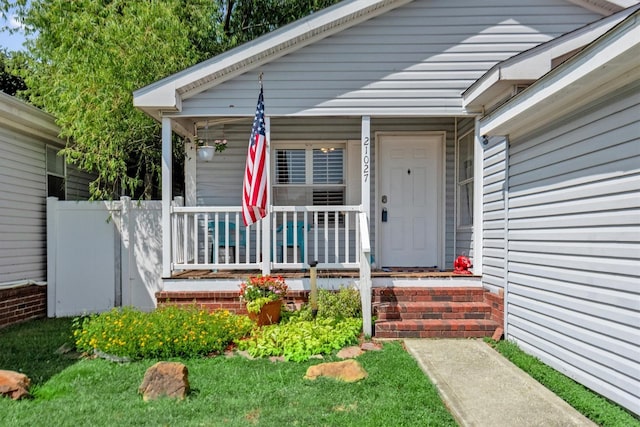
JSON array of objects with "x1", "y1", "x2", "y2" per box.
[{"x1": 503, "y1": 136, "x2": 510, "y2": 339}]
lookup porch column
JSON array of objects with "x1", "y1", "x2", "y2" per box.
[
  {"x1": 184, "y1": 140, "x2": 197, "y2": 207},
  {"x1": 360, "y1": 116, "x2": 372, "y2": 336},
  {"x1": 261, "y1": 116, "x2": 271, "y2": 275},
  {"x1": 161, "y1": 116, "x2": 173, "y2": 278},
  {"x1": 473, "y1": 116, "x2": 484, "y2": 275}
]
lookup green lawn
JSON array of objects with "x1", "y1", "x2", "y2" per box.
[
  {"x1": 0, "y1": 318, "x2": 457, "y2": 427},
  {"x1": 489, "y1": 339, "x2": 640, "y2": 427}
]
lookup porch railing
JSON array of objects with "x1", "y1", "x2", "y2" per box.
[{"x1": 171, "y1": 205, "x2": 363, "y2": 272}]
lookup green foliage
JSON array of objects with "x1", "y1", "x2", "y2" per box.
[
  {"x1": 73, "y1": 305, "x2": 253, "y2": 360},
  {"x1": 0, "y1": 327, "x2": 457, "y2": 427},
  {"x1": 237, "y1": 317, "x2": 363, "y2": 362},
  {"x1": 239, "y1": 274, "x2": 288, "y2": 313},
  {"x1": 0, "y1": 0, "x2": 341, "y2": 199},
  {"x1": 296, "y1": 286, "x2": 362, "y2": 321},
  {"x1": 0, "y1": 49, "x2": 26, "y2": 95},
  {"x1": 489, "y1": 339, "x2": 640, "y2": 427}
]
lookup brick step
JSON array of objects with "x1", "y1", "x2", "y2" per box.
[
  {"x1": 375, "y1": 301, "x2": 492, "y2": 321},
  {"x1": 374, "y1": 319, "x2": 500, "y2": 339},
  {"x1": 372, "y1": 287, "x2": 485, "y2": 303}
]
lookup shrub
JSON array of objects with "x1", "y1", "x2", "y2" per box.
[
  {"x1": 73, "y1": 305, "x2": 253, "y2": 360},
  {"x1": 294, "y1": 286, "x2": 362, "y2": 321},
  {"x1": 237, "y1": 317, "x2": 363, "y2": 362}
]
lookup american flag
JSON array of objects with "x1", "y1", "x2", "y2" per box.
[{"x1": 242, "y1": 86, "x2": 268, "y2": 226}]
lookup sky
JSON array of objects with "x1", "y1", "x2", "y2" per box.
[{"x1": 1, "y1": 13, "x2": 27, "y2": 52}]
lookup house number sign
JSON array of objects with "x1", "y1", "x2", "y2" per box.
[{"x1": 362, "y1": 136, "x2": 370, "y2": 182}]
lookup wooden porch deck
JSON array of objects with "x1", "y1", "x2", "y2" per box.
[{"x1": 171, "y1": 268, "x2": 477, "y2": 280}]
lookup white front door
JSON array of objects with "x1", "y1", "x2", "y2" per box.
[{"x1": 378, "y1": 134, "x2": 443, "y2": 268}]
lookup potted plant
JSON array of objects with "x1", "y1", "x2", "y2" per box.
[{"x1": 239, "y1": 275, "x2": 288, "y2": 325}]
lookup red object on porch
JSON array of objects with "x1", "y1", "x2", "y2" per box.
[{"x1": 453, "y1": 256, "x2": 472, "y2": 275}]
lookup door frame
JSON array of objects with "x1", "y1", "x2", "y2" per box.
[{"x1": 374, "y1": 131, "x2": 446, "y2": 269}]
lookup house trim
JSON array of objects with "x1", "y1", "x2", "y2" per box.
[
  {"x1": 479, "y1": 9, "x2": 640, "y2": 139},
  {"x1": 133, "y1": 0, "x2": 411, "y2": 124},
  {"x1": 463, "y1": 5, "x2": 640, "y2": 113},
  {"x1": 374, "y1": 131, "x2": 447, "y2": 269}
]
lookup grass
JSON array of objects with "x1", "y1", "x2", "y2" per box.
[
  {"x1": 0, "y1": 318, "x2": 457, "y2": 427},
  {"x1": 488, "y1": 339, "x2": 640, "y2": 427}
]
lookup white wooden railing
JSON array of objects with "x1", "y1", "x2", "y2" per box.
[{"x1": 171, "y1": 205, "x2": 362, "y2": 272}]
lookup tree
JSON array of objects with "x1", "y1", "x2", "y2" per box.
[
  {"x1": 1, "y1": 0, "x2": 340, "y2": 199},
  {"x1": 0, "y1": 49, "x2": 26, "y2": 95}
]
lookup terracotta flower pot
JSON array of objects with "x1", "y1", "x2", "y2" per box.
[{"x1": 248, "y1": 299, "x2": 282, "y2": 326}]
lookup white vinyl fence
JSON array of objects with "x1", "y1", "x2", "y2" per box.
[{"x1": 47, "y1": 197, "x2": 162, "y2": 317}]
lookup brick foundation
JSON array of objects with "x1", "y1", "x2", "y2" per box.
[
  {"x1": 483, "y1": 289, "x2": 504, "y2": 327},
  {"x1": 0, "y1": 285, "x2": 47, "y2": 329},
  {"x1": 156, "y1": 290, "x2": 310, "y2": 315}
]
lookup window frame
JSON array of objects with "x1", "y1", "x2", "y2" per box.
[
  {"x1": 272, "y1": 140, "x2": 347, "y2": 207},
  {"x1": 456, "y1": 131, "x2": 474, "y2": 228},
  {"x1": 46, "y1": 145, "x2": 66, "y2": 200}
]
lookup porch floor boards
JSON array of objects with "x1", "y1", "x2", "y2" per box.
[{"x1": 171, "y1": 268, "x2": 476, "y2": 280}]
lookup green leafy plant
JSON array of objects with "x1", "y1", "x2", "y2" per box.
[
  {"x1": 237, "y1": 317, "x2": 363, "y2": 362},
  {"x1": 239, "y1": 275, "x2": 288, "y2": 313},
  {"x1": 295, "y1": 286, "x2": 362, "y2": 321},
  {"x1": 73, "y1": 305, "x2": 253, "y2": 360}
]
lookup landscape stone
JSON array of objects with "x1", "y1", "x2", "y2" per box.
[
  {"x1": 0, "y1": 370, "x2": 31, "y2": 400},
  {"x1": 337, "y1": 346, "x2": 364, "y2": 359},
  {"x1": 138, "y1": 362, "x2": 189, "y2": 401},
  {"x1": 304, "y1": 359, "x2": 368, "y2": 383},
  {"x1": 360, "y1": 342, "x2": 383, "y2": 351}
]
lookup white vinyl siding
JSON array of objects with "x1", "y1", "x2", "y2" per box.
[
  {"x1": 177, "y1": 0, "x2": 599, "y2": 118},
  {"x1": 481, "y1": 136, "x2": 508, "y2": 294},
  {"x1": 0, "y1": 94, "x2": 93, "y2": 285},
  {"x1": 0, "y1": 127, "x2": 47, "y2": 283},
  {"x1": 195, "y1": 116, "x2": 459, "y2": 267},
  {"x1": 505, "y1": 82, "x2": 640, "y2": 413}
]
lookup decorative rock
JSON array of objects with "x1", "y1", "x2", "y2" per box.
[
  {"x1": 304, "y1": 360, "x2": 368, "y2": 383},
  {"x1": 337, "y1": 346, "x2": 364, "y2": 359},
  {"x1": 138, "y1": 362, "x2": 189, "y2": 401},
  {"x1": 361, "y1": 342, "x2": 382, "y2": 352},
  {"x1": 492, "y1": 327, "x2": 504, "y2": 341},
  {"x1": 0, "y1": 370, "x2": 31, "y2": 400}
]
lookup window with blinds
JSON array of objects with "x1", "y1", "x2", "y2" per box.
[{"x1": 273, "y1": 144, "x2": 345, "y2": 208}]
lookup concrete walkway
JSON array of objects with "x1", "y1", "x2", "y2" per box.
[{"x1": 404, "y1": 339, "x2": 597, "y2": 427}]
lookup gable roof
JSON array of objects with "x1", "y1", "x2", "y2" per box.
[
  {"x1": 478, "y1": 8, "x2": 640, "y2": 138},
  {"x1": 463, "y1": 3, "x2": 640, "y2": 112},
  {"x1": 133, "y1": 0, "x2": 411, "y2": 120},
  {"x1": 134, "y1": 0, "x2": 626, "y2": 125}
]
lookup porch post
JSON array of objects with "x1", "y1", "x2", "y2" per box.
[
  {"x1": 473, "y1": 116, "x2": 484, "y2": 275},
  {"x1": 161, "y1": 116, "x2": 173, "y2": 278},
  {"x1": 261, "y1": 116, "x2": 271, "y2": 275},
  {"x1": 184, "y1": 140, "x2": 197, "y2": 207},
  {"x1": 360, "y1": 116, "x2": 372, "y2": 336}
]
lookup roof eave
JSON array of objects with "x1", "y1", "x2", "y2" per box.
[{"x1": 479, "y1": 11, "x2": 640, "y2": 139}]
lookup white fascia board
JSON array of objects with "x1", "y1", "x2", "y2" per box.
[
  {"x1": 463, "y1": 5, "x2": 638, "y2": 110},
  {"x1": 480, "y1": 12, "x2": 639, "y2": 137},
  {"x1": 567, "y1": 0, "x2": 634, "y2": 15},
  {"x1": 0, "y1": 92, "x2": 63, "y2": 144},
  {"x1": 133, "y1": 0, "x2": 409, "y2": 111}
]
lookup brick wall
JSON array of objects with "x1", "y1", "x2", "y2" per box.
[
  {"x1": 483, "y1": 289, "x2": 504, "y2": 327},
  {"x1": 0, "y1": 285, "x2": 47, "y2": 329},
  {"x1": 156, "y1": 290, "x2": 310, "y2": 314}
]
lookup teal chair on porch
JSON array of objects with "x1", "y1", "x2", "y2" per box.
[
  {"x1": 208, "y1": 221, "x2": 246, "y2": 263},
  {"x1": 276, "y1": 220, "x2": 309, "y2": 263}
]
